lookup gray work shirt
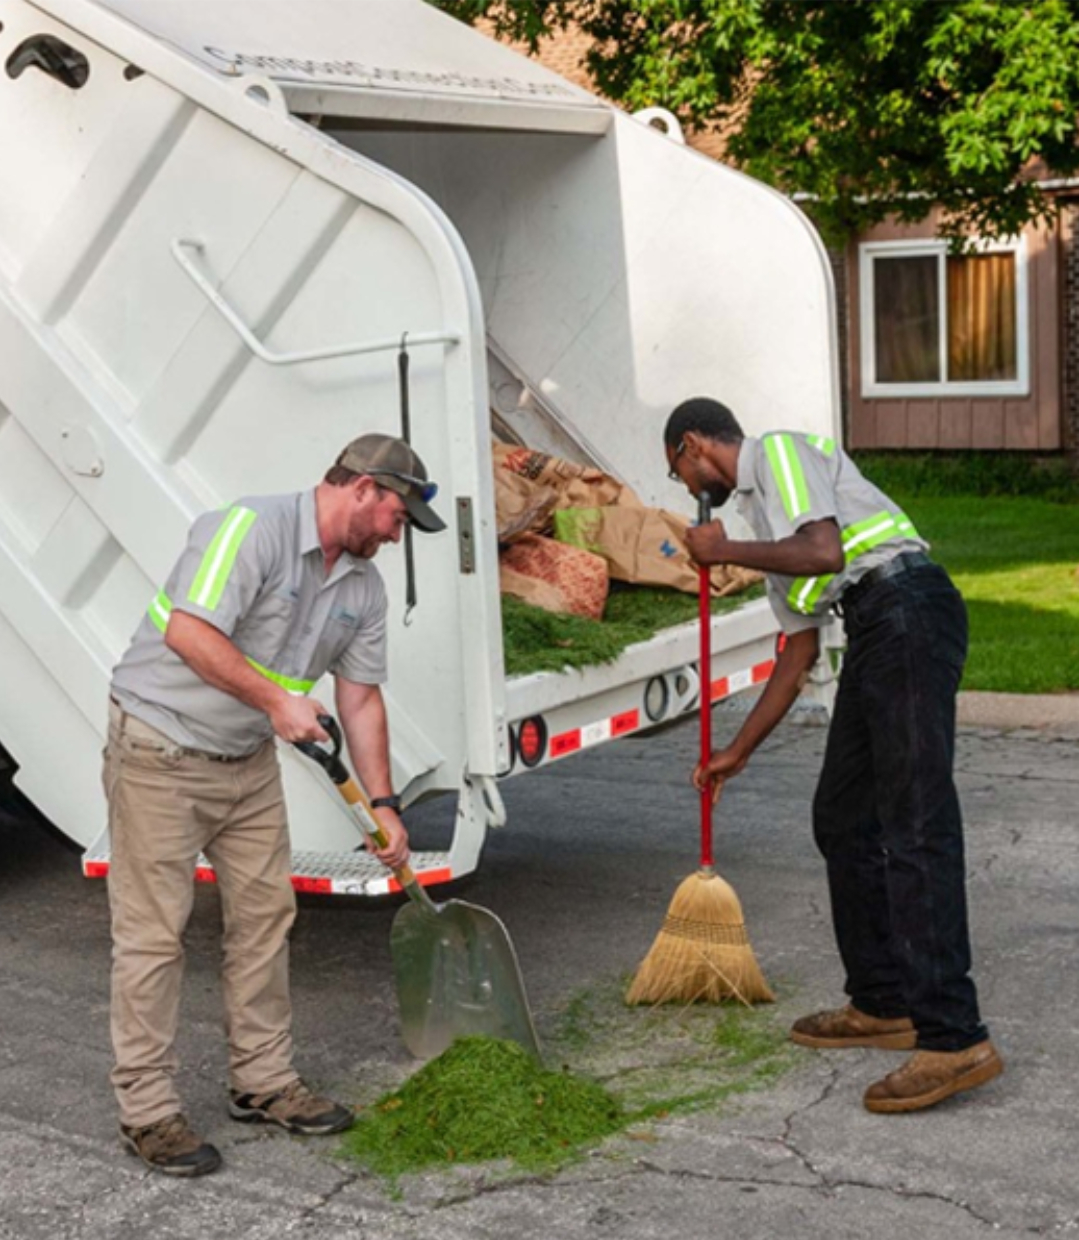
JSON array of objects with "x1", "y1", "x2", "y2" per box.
[
  {"x1": 734, "y1": 433, "x2": 928, "y2": 635},
  {"x1": 111, "y1": 489, "x2": 387, "y2": 755}
]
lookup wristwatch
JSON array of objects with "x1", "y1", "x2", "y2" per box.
[{"x1": 370, "y1": 794, "x2": 402, "y2": 812}]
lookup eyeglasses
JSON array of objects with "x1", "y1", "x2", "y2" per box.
[
  {"x1": 368, "y1": 469, "x2": 438, "y2": 504},
  {"x1": 667, "y1": 439, "x2": 686, "y2": 481}
]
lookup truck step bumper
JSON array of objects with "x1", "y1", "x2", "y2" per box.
[{"x1": 82, "y1": 831, "x2": 453, "y2": 898}]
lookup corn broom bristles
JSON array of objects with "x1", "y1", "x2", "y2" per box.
[{"x1": 626, "y1": 869, "x2": 774, "y2": 1006}]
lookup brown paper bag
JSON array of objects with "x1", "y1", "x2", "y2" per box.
[
  {"x1": 493, "y1": 441, "x2": 640, "y2": 512},
  {"x1": 553, "y1": 506, "x2": 761, "y2": 597},
  {"x1": 493, "y1": 467, "x2": 559, "y2": 544},
  {"x1": 499, "y1": 534, "x2": 609, "y2": 619}
]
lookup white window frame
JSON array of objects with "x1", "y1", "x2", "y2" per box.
[{"x1": 859, "y1": 236, "x2": 1030, "y2": 399}]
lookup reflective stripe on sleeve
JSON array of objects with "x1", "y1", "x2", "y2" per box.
[
  {"x1": 763, "y1": 434, "x2": 811, "y2": 522},
  {"x1": 806, "y1": 434, "x2": 836, "y2": 455},
  {"x1": 187, "y1": 506, "x2": 258, "y2": 612}
]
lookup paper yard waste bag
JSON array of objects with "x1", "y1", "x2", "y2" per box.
[
  {"x1": 553, "y1": 507, "x2": 762, "y2": 597},
  {"x1": 494, "y1": 466, "x2": 559, "y2": 544},
  {"x1": 499, "y1": 534, "x2": 609, "y2": 620},
  {"x1": 493, "y1": 443, "x2": 640, "y2": 513}
]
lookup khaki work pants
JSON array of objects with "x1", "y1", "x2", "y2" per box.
[{"x1": 105, "y1": 701, "x2": 298, "y2": 1129}]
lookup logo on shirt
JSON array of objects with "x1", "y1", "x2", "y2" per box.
[{"x1": 331, "y1": 606, "x2": 361, "y2": 628}]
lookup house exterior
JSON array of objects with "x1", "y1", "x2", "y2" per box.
[{"x1": 497, "y1": 20, "x2": 1079, "y2": 465}]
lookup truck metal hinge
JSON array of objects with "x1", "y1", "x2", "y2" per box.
[{"x1": 456, "y1": 497, "x2": 476, "y2": 574}]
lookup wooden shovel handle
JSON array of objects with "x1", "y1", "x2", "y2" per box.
[{"x1": 338, "y1": 776, "x2": 419, "y2": 888}]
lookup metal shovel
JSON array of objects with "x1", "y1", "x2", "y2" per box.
[{"x1": 295, "y1": 717, "x2": 541, "y2": 1061}]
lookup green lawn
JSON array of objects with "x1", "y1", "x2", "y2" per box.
[{"x1": 868, "y1": 482, "x2": 1079, "y2": 694}]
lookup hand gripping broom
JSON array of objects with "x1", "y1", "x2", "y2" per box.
[{"x1": 626, "y1": 495, "x2": 774, "y2": 1006}]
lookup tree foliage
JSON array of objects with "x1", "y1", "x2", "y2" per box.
[{"x1": 438, "y1": 0, "x2": 1079, "y2": 243}]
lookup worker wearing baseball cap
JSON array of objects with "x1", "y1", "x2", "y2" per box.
[{"x1": 105, "y1": 433, "x2": 443, "y2": 1176}]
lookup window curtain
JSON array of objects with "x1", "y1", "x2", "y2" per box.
[{"x1": 947, "y1": 253, "x2": 1017, "y2": 381}]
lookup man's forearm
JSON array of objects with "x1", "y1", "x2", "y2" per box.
[
  {"x1": 691, "y1": 519, "x2": 844, "y2": 577},
  {"x1": 338, "y1": 685, "x2": 394, "y2": 799},
  {"x1": 727, "y1": 629, "x2": 820, "y2": 763},
  {"x1": 165, "y1": 610, "x2": 285, "y2": 717}
]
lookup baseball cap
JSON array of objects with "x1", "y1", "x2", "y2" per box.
[{"x1": 337, "y1": 433, "x2": 446, "y2": 533}]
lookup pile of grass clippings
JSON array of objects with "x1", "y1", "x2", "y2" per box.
[
  {"x1": 342, "y1": 1036, "x2": 625, "y2": 1178},
  {"x1": 503, "y1": 582, "x2": 765, "y2": 678}
]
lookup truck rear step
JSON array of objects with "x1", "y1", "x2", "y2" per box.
[{"x1": 82, "y1": 831, "x2": 453, "y2": 897}]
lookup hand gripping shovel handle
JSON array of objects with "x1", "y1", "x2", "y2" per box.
[
  {"x1": 698, "y1": 493, "x2": 715, "y2": 870},
  {"x1": 294, "y1": 716, "x2": 435, "y2": 910}
]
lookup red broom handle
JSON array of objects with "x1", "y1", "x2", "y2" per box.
[{"x1": 698, "y1": 495, "x2": 713, "y2": 869}]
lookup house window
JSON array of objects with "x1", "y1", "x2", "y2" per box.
[{"x1": 860, "y1": 239, "x2": 1028, "y2": 398}]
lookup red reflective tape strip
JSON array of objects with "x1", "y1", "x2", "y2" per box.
[
  {"x1": 611, "y1": 709, "x2": 639, "y2": 736},
  {"x1": 387, "y1": 867, "x2": 453, "y2": 894},
  {"x1": 292, "y1": 876, "x2": 333, "y2": 895},
  {"x1": 711, "y1": 677, "x2": 730, "y2": 702},
  {"x1": 549, "y1": 730, "x2": 582, "y2": 758},
  {"x1": 86, "y1": 859, "x2": 332, "y2": 895},
  {"x1": 752, "y1": 659, "x2": 775, "y2": 683}
]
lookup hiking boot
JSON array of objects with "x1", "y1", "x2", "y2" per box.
[
  {"x1": 864, "y1": 1040, "x2": 1004, "y2": 1113},
  {"x1": 120, "y1": 1113, "x2": 222, "y2": 1177},
  {"x1": 790, "y1": 1003, "x2": 917, "y2": 1050},
  {"x1": 229, "y1": 1078, "x2": 354, "y2": 1135}
]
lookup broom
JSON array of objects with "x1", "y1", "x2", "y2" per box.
[{"x1": 626, "y1": 494, "x2": 774, "y2": 1006}]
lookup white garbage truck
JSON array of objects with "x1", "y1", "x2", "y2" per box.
[{"x1": 0, "y1": 0, "x2": 842, "y2": 895}]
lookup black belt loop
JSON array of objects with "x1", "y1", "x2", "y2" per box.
[{"x1": 842, "y1": 550, "x2": 931, "y2": 609}]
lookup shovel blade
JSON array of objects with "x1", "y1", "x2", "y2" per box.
[{"x1": 390, "y1": 897, "x2": 541, "y2": 1061}]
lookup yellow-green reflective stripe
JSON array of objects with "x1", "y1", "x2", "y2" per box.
[
  {"x1": 148, "y1": 590, "x2": 171, "y2": 633},
  {"x1": 764, "y1": 434, "x2": 811, "y2": 522},
  {"x1": 788, "y1": 573, "x2": 835, "y2": 614},
  {"x1": 842, "y1": 509, "x2": 918, "y2": 561},
  {"x1": 787, "y1": 509, "x2": 920, "y2": 614},
  {"x1": 188, "y1": 506, "x2": 257, "y2": 612},
  {"x1": 146, "y1": 591, "x2": 313, "y2": 694},
  {"x1": 245, "y1": 659, "x2": 315, "y2": 695},
  {"x1": 806, "y1": 434, "x2": 836, "y2": 455}
]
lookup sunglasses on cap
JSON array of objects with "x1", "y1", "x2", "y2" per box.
[{"x1": 368, "y1": 469, "x2": 439, "y2": 504}]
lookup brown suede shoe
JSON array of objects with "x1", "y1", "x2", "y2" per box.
[
  {"x1": 864, "y1": 1040, "x2": 1004, "y2": 1113},
  {"x1": 229, "y1": 1078, "x2": 354, "y2": 1135},
  {"x1": 790, "y1": 1003, "x2": 917, "y2": 1050},
  {"x1": 120, "y1": 1113, "x2": 222, "y2": 1177}
]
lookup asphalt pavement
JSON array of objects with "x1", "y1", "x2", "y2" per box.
[{"x1": 1, "y1": 693, "x2": 1077, "y2": 1239}]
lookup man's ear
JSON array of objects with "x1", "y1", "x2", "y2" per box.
[
  {"x1": 352, "y1": 474, "x2": 377, "y2": 502},
  {"x1": 683, "y1": 430, "x2": 705, "y2": 459}
]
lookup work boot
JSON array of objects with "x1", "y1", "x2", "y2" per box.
[
  {"x1": 864, "y1": 1040, "x2": 1004, "y2": 1113},
  {"x1": 790, "y1": 1003, "x2": 917, "y2": 1050},
  {"x1": 120, "y1": 1113, "x2": 222, "y2": 1177},
  {"x1": 229, "y1": 1078, "x2": 354, "y2": 1135}
]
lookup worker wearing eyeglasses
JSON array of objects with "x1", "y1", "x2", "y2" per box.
[
  {"x1": 104, "y1": 433, "x2": 444, "y2": 1176},
  {"x1": 665, "y1": 397, "x2": 1002, "y2": 1117}
]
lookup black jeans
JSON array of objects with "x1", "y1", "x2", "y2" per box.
[{"x1": 813, "y1": 561, "x2": 988, "y2": 1051}]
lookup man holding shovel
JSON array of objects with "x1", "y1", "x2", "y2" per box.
[
  {"x1": 105, "y1": 434, "x2": 444, "y2": 1175},
  {"x1": 664, "y1": 397, "x2": 1003, "y2": 1114}
]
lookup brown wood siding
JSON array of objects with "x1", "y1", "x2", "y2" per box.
[{"x1": 848, "y1": 214, "x2": 1062, "y2": 451}]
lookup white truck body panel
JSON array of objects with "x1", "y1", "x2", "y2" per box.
[{"x1": 0, "y1": 0, "x2": 840, "y2": 891}]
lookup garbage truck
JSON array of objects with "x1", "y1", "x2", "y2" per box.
[{"x1": 0, "y1": 0, "x2": 842, "y2": 895}]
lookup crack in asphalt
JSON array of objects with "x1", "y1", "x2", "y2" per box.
[{"x1": 287, "y1": 1170, "x2": 363, "y2": 1230}]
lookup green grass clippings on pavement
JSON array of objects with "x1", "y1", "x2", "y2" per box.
[{"x1": 340, "y1": 981, "x2": 796, "y2": 1185}]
